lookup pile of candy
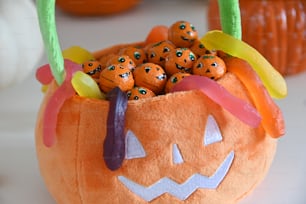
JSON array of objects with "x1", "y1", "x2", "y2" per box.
[
  {"x1": 36, "y1": 20, "x2": 288, "y2": 147},
  {"x1": 79, "y1": 20, "x2": 227, "y2": 100}
]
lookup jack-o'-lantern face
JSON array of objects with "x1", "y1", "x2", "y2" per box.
[
  {"x1": 190, "y1": 40, "x2": 217, "y2": 57},
  {"x1": 99, "y1": 64, "x2": 134, "y2": 93},
  {"x1": 119, "y1": 46, "x2": 147, "y2": 66},
  {"x1": 82, "y1": 60, "x2": 103, "y2": 79},
  {"x1": 127, "y1": 86, "x2": 155, "y2": 100},
  {"x1": 106, "y1": 54, "x2": 136, "y2": 71},
  {"x1": 165, "y1": 48, "x2": 196, "y2": 76},
  {"x1": 36, "y1": 72, "x2": 277, "y2": 204},
  {"x1": 133, "y1": 62, "x2": 167, "y2": 94},
  {"x1": 118, "y1": 114, "x2": 234, "y2": 202},
  {"x1": 146, "y1": 40, "x2": 176, "y2": 67},
  {"x1": 168, "y1": 20, "x2": 198, "y2": 47},
  {"x1": 193, "y1": 55, "x2": 227, "y2": 80}
]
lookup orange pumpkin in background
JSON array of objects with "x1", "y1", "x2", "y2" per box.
[
  {"x1": 207, "y1": 0, "x2": 306, "y2": 75},
  {"x1": 56, "y1": 0, "x2": 142, "y2": 16}
]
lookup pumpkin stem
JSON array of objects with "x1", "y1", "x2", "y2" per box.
[
  {"x1": 217, "y1": 0, "x2": 242, "y2": 40},
  {"x1": 37, "y1": 0, "x2": 65, "y2": 85}
]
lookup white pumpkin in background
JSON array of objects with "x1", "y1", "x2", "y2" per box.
[{"x1": 0, "y1": 0, "x2": 43, "y2": 89}]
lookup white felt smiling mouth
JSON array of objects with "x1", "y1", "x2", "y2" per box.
[{"x1": 118, "y1": 151, "x2": 234, "y2": 202}]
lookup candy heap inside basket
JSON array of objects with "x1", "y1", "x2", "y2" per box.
[
  {"x1": 73, "y1": 20, "x2": 228, "y2": 100},
  {"x1": 36, "y1": 19, "x2": 288, "y2": 148}
]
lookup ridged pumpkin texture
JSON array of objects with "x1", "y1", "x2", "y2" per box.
[
  {"x1": 208, "y1": 0, "x2": 306, "y2": 75},
  {"x1": 56, "y1": 0, "x2": 142, "y2": 16}
]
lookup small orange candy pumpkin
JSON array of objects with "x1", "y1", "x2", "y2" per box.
[
  {"x1": 133, "y1": 62, "x2": 167, "y2": 94},
  {"x1": 82, "y1": 60, "x2": 103, "y2": 79},
  {"x1": 99, "y1": 64, "x2": 134, "y2": 93},
  {"x1": 164, "y1": 72, "x2": 191, "y2": 93},
  {"x1": 190, "y1": 40, "x2": 217, "y2": 57},
  {"x1": 164, "y1": 48, "x2": 196, "y2": 75},
  {"x1": 106, "y1": 54, "x2": 136, "y2": 71},
  {"x1": 146, "y1": 40, "x2": 176, "y2": 67},
  {"x1": 119, "y1": 46, "x2": 147, "y2": 66},
  {"x1": 193, "y1": 55, "x2": 227, "y2": 80},
  {"x1": 168, "y1": 20, "x2": 198, "y2": 48},
  {"x1": 127, "y1": 86, "x2": 155, "y2": 100}
]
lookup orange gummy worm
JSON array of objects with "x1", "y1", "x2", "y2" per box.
[{"x1": 225, "y1": 57, "x2": 285, "y2": 138}]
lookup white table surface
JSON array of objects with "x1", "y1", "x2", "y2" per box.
[{"x1": 1, "y1": 0, "x2": 306, "y2": 203}]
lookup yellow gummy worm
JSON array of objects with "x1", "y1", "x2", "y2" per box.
[
  {"x1": 201, "y1": 30, "x2": 287, "y2": 99},
  {"x1": 62, "y1": 46, "x2": 95, "y2": 64},
  {"x1": 71, "y1": 71, "x2": 105, "y2": 99}
]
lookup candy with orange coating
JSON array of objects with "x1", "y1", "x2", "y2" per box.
[
  {"x1": 164, "y1": 48, "x2": 196, "y2": 76},
  {"x1": 119, "y1": 46, "x2": 146, "y2": 66},
  {"x1": 133, "y1": 62, "x2": 167, "y2": 94},
  {"x1": 146, "y1": 40, "x2": 176, "y2": 67},
  {"x1": 165, "y1": 72, "x2": 191, "y2": 93},
  {"x1": 106, "y1": 54, "x2": 136, "y2": 71},
  {"x1": 145, "y1": 25, "x2": 169, "y2": 45},
  {"x1": 190, "y1": 40, "x2": 217, "y2": 57},
  {"x1": 168, "y1": 20, "x2": 198, "y2": 48},
  {"x1": 82, "y1": 60, "x2": 103, "y2": 80},
  {"x1": 217, "y1": 50, "x2": 231, "y2": 60},
  {"x1": 127, "y1": 86, "x2": 155, "y2": 100},
  {"x1": 99, "y1": 64, "x2": 134, "y2": 93},
  {"x1": 193, "y1": 55, "x2": 226, "y2": 80}
]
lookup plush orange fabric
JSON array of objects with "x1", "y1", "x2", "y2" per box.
[{"x1": 36, "y1": 71, "x2": 277, "y2": 204}]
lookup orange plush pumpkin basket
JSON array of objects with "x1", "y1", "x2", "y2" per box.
[
  {"x1": 35, "y1": 1, "x2": 287, "y2": 204},
  {"x1": 36, "y1": 76, "x2": 278, "y2": 204}
]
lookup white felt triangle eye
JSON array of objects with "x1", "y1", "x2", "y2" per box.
[
  {"x1": 172, "y1": 144, "x2": 184, "y2": 164},
  {"x1": 125, "y1": 130, "x2": 146, "y2": 159},
  {"x1": 204, "y1": 115, "x2": 223, "y2": 146}
]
